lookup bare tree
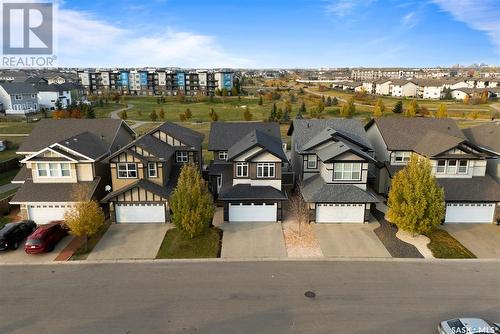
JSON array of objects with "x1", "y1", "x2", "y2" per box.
[{"x1": 288, "y1": 187, "x2": 309, "y2": 237}]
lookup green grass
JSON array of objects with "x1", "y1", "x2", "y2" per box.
[
  {"x1": 0, "y1": 169, "x2": 19, "y2": 186},
  {"x1": 426, "y1": 229, "x2": 476, "y2": 259},
  {"x1": 0, "y1": 136, "x2": 25, "y2": 162},
  {"x1": 0, "y1": 121, "x2": 35, "y2": 134},
  {"x1": 0, "y1": 216, "x2": 12, "y2": 229},
  {"x1": 0, "y1": 188, "x2": 18, "y2": 200},
  {"x1": 94, "y1": 102, "x2": 127, "y2": 118},
  {"x1": 156, "y1": 227, "x2": 222, "y2": 259},
  {"x1": 70, "y1": 221, "x2": 111, "y2": 260}
]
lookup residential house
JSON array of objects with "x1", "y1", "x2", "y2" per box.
[
  {"x1": 389, "y1": 79, "x2": 418, "y2": 98},
  {"x1": 10, "y1": 119, "x2": 135, "y2": 224},
  {"x1": 0, "y1": 82, "x2": 39, "y2": 115},
  {"x1": 100, "y1": 122, "x2": 204, "y2": 224},
  {"x1": 288, "y1": 119, "x2": 378, "y2": 223},
  {"x1": 35, "y1": 83, "x2": 72, "y2": 110},
  {"x1": 374, "y1": 79, "x2": 392, "y2": 95},
  {"x1": 208, "y1": 122, "x2": 288, "y2": 222},
  {"x1": 46, "y1": 75, "x2": 66, "y2": 85},
  {"x1": 366, "y1": 118, "x2": 499, "y2": 223},
  {"x1": 463, "y1": 122, "x2": 500, "y2": 182}
]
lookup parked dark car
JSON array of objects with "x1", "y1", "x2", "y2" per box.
[
  {"x1": 25, "y1": 222, "x2": 68, "y2": 254},
  {"x1": 0, "y1": 220, "x2": 37, "y2": 251}
]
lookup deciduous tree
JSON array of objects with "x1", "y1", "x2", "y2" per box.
[
  {"x1": 435, "y1": 103, "x2": 448, "y2": 118},
  {"x1": 340, "y1": 97, "x2": 355, "y2": 118},
  {"x1": 170, "y1": 164, "x2": 214, "y2": 238},
  {"x1": 405, "y1": 100, "x2": 419, "y2": 117},
  {"x1": 387, "y1": 156, "x2": 445, "y2": 235},
  {"x1": 149, "y1": 110, "x2": 158, "y2": 122}
]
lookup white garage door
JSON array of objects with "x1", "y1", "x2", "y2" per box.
[
  {"x1": 28, "y1": 204, "x2": 71, "y2": 224},
  {"x1": 445, "y1": 203, "x2": 496, "y2": 223},
  {"x1": 115, "y1": 203, "x2": 166, "y2": 223},
  {"x1": 228, "y1": 203, "x2": 277, "y2": 222},
  {"x1": 316, "y1": 203, "x2": 365, "y2": 223}
]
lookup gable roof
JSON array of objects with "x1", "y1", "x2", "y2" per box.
[
  {"x1": 462, "y1": 122, "x2": 500, "y2": 154},
  {"x1": 366, "y1": 117, "x2": 466, "y2": 152},
  {"x1": 412, "y1": 130, "x2": 466, "y2": 157},
  {"x1": 316, "y1": 141, "x2": 375, "y2": 163},
  {"x1": 57, "y1": 131, "x2": 110, "y2": 160},
  {"x1": 18, "y1": 119, "x2": 130, "y2": 154},
  {"x1": 289, "y1": 119, "x2": 372, "y2": 153},
  {"x1": 227, "y1": 129, "x2": 287, "y2": 161},
  {"x1": 0, "y1": 82, "x2": 37, "y2": 94},
  {"x1": 151, "y1": 122, "x2": 204, "y2": 148},
  {"x1": 301, "y1": 175, "x2": 378, "y2": 203},
  {"x1": 208, "y1": 122, "x2": 281, "y2": 151}
]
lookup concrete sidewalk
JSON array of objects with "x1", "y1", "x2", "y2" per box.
[{"x1": 221, "y1": 222, "x2": 287, "y2": 258}]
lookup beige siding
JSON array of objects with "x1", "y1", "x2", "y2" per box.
[
  {"x1": 32, "y1": 163, "x2": 77, "y2": 184},
  {"x1": 77, "y1": 163, "x2": 94, "y2": 181}
]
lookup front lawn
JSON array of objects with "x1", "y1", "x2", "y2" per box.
[
  {"x1": 156, "y1": 227, "x2": 222, "y2": 259},
  {"x1": 426, "y1": 229, "x2": 476, "y2": 259},
  {"x1": 0, "y1": 169, "x2": 20, "y2": 186}
]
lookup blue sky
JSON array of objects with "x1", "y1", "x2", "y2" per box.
[{"x1": 55, "y1": 0, "x2": 500, "y2": 68}]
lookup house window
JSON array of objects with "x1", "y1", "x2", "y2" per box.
[
  {"x1": 218, "y1": 151, "x2": 228, "y2": 161},
  {"x1": 117, "y1": 163, "x2": 137, "y2": 178},
  {"x1": 61, "y1": 163, "x2": 71, "y2": 177},
  {"x1": 446, "y1": 160, "x2": 457, "y2": 174},
  {"x1": 458, "y1": 160, "x2": 468, "y2": 174},
  {"x1": 14, "y1": 94, "x2": 22, "y2": 100},
  {"x1": 394, "y1": 151, "x2": 411, "y2": 163},
  {"x1": 257, "y1": 163, "x2": 275, "y2": 178},
  {"x1": 307, "y1": 155, "x2": 317, "y2": 169},
  {"x1": 436, "y1": 160, "x2": 446, "y2": 174},
  {"x1": 49, "y1": 163, "x2": 59, "y2": 177},
  {"x1": 176, "y1": 151, "x2": 188, "y2": 163},
  {"x1": 236, "y1": 162, "x2": 248, "y2": 177},
  {"x1": 333, "y1": 163, "x2": 362, "y2": 181},
  {"x1": 37, "y1": 163, "x2": 48, "y2": 177},
  {"x1": 148, "y1": 163, "x2": 157, "y2": 178}
]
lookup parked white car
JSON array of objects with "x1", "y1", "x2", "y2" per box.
[{"x1": 438, "y1": 318, "x2": 500, "y2": 334}]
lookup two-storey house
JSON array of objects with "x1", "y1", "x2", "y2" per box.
[
  {"x1": 0, "y1": 82, "x2": 39, "y2": 115},
  {"x1": 10, "y1": 119, "x2": 135, "y2": 224},
  {"x1": 288, "y1": 119, "x2": 378, "y2": 223},
  {"x1": 366, "y1": 118, "x2": 499, "y2": 224},
  {"x1": 208, "y1": 122, "x2": 288, "y2": 222},
  {"x1": 463, "y1": 122, "x2": 500, "y2": 182},
  {"x1": 101, "y1": 122, "x2": 204, "y2": 224}
]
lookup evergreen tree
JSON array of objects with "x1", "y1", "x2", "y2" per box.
[
  {"x1": 149, "y1": 109, "x2": 158, "y2": 122},
  {"x1": 387, "y1": 156, "x2": 445, "y2": 235},
  {"x1": 84, "y1": 105, "x2": 96, "y2": 119},
  {"x1": 258, "y1": 95, "x2": 263, "y2": 106},
  {"x1": 170, "y1": 164, "x2": 214, "y2": 238},
  {"x1": 332, "y1": 96, "x2": 338, "y2": 105},
  {"x1": 299, "y1": 101, "x2": 306, "y2": 114},
  {"x1": 269, "y1": 103, "x2": 278, "y2": 122},
  {"x1": 392, "y1": 100, "x2": 403, "y2": 114},
  {"x1": 326, "y1": 96, "x2": 332, "y2": 106},
  {"x1": 159, "y1": 107, "x2": 165, "y2": 120}
]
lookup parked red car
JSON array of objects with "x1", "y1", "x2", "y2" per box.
[{"x1": 24, "y1": 222, "x2": 67, "y2": 254}]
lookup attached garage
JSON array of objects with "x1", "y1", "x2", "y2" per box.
[
  {"x1": 228, "y1": 202, "x2": 278, "y2": 222},
  {"x1": 444, "y1": 203, "x2": 496, "y2": 223},
  {"x1": 316, "y1": 203, "x2": 366, "y2": 223},
  {"x1": 28, "y1": 204, "x2": 72, "y2": 224},
  {"x1": 115, "y1": 203, "x2": 167, "y2": 223}
]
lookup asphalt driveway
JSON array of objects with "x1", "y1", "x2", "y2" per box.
[
  {"x1": 313, "y1": 223, "x2": 391, "y2": 258},
  {"x1": 87, "y1": 224, "x2": 171, "y2": 260},
  {"x1": 221, "y1": 222, "x2": 287, "y2": 258},
  {"x1": 0, "y1": 235, "x2": 73, "y2": 264},
  {"x1": 442, "y1": 224, "x2": 500, "y2": 259}
]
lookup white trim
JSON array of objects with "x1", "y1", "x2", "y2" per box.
[
  {"x1": 333, "y1": 162, "x2": 362, "y2": 181},
  {"x1": 236, "y1": 162, "x2": 248, "y2": 177},
  {"x1": 218, "y1": 151, "x2": 228, "y2": 161},
  {"x1": 147, "y1": 162, "x2": 158, "y2": 178},
  {"x1": 21, "y1": 147, "x2": 79, "y2": 163},
  {"x1": 35, "y1": 162, "x2": 72, "y2": 178},
  {"x1": 257, "y1": 163, "x2": 275, "y2": 178},
  {"x1": 50, "y1": 143, "x2": 96, "y2": 162},
  {"x1": 176, "y1": 151, "x2": 188, "y2": 163},
  {"x1": 117, "y1": 163, "x2": 138, "y2": 178}
]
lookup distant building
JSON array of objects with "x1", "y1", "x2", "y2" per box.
[{"x1": 0, "y1": 82, "x2": 39, "y2": 115}]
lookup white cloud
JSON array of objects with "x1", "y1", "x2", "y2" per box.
[
  {"x1": 401, "y1": 12, "x2": 418, "y2": 29},
  {"x1": 432, "y1": 0, "x2": 500, "y2": 52},
  {"x1": 324, "y1": 0, "x2": 375, "y2": 16},
  {"x1": 55, "y1": 7, "x2": 253, "y2": 67}
]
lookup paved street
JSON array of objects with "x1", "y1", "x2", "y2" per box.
[{"x1": 0, "y1": 260, "x2": 498, "y2": 334}]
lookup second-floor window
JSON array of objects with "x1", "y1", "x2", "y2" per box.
[
  {"x1": 37, "y1": 163, "x2": 71, "y2": 177},
  {"x1": 176, "y1": 151, "x2": 188, "y2": 163},
  {"x1": 257, "y1": 163, "x2": 275, "y2": 178},
  {"x1": 117, "y1": 163, "x2": 137, "y2": 178},
  {"x1": 393, "y1": 152, "x2": 411, "y2": 164},
  {"x1": 436, "y1": 159, "x2": 468, "y2": 175},
  {"x1": 218, "y1": 151, "x2": 228, "y2": 161},
  {"x1": 236, "y1": 162, "x2": 248, "y2": 177},
  {"x1": 148, "y1": 163, "x2": 157, "y2": 178},
  {"x1": 14, "y1": 94, "x2": 22, "y2": 100},
  {"x1": 333, "y1": 162, "x2": 362, "y2": 181},
  {"x1": 307, "y1": 155, "x2": 317, "y2": 169}
]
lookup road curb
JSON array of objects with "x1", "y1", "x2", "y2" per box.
[{"x1": 1, "y1": 256, "x2": 500, "y2": 266}]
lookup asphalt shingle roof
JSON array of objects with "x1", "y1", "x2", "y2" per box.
[
  {"x1": 133, "y1": 135, "x2": 175, "y2": 160},
  {"x1": 218, "y1": 184, "x2": 287, "y2": 200},
  {"x1": 462, "y1": 122, "x2": 500, "y2": 154},
  {"x1": 57, "y1": 131, "x2": 109, "y2": 159},
  {"x1": 227, "y1": 129, "x2": 287, "y2": 161},
  {"x1": 0, "y1": 82, "x2": 37, "y2": 94},
  {"x1": 18, "y1": 119, "x2": 128, "y2": 154},
  {"x1": 367, "y1": 117, "x2": 466, "y2": 152},
  {"x1": 101, "y1": 178, "x2": 173, "y2": 203},
  {"x1": 208, "y1": 122, "x2": 281, "y2": 151},
  {"x1": 301, "y1": 174, "x2": 378, "y2": 203},
  {"x1": 412, "y1": 130, "x2": 466, "y2": 157},
  {"x1": 437, "y1": 175, "x2": 500, "y2": 202},
  {"x1": 152, "y1": 122, "x2": 204, "y2": 148},
  {"x1": 10, "y1": 178, "x2": 100, "y2": 203}
]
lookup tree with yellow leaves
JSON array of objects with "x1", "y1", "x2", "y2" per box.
[
  {"x1": 435, "y1": 103, "x2": 448, "y2": 118},
  {"x1": 405, "y1": 100, "x2": 419, "y2": 117}
]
